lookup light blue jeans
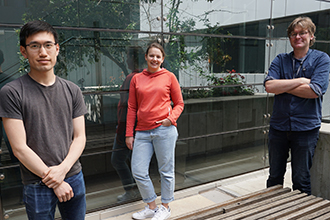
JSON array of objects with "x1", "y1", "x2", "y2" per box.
[{"x1": 131, "y1": 125, "x2": 178, "y2": 204}]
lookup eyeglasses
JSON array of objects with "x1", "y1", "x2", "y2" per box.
[
  {"x1": 25, "y1": 42, "x2": 57, "y2": 51},
  {"x1": 290, "y1": 31, "x2": 309, "y2": 39}
]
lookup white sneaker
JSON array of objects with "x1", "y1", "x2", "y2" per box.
[
  {"x1": 132, "y1": 206, "x2": 158, "y2": 220},
  {"x1": 151, "y1": 205, "x2": 171, "y2": 220}
]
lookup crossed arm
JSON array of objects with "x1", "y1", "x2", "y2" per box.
[
  {"x1": 264, "y1": 77, "x2": 318, "y2": 99},
  {"x1": 2, "y1": 115, "x2": 86, "y2": 202}
]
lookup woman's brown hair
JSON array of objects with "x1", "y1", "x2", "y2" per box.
[{"x1": 145, "y1": 43, "x2": 165, "y2": 58}]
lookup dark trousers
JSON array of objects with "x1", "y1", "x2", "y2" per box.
[
  {"x1": 111, "y1": 134, "x2": 135, "y2": 191},
  {"x1": 266, "y1": 126, "x2": 319, "y2": 195}
]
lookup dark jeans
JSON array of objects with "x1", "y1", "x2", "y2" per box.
[
  {"x1": 266, "y1": 126, "x2": 319, "y2": 195},
  {"x1": 111, "y1": 134, "x2": 135, "y2": 191},
  {"x1": 23, "y1": 171, "x2": 86, "y2": 220}
]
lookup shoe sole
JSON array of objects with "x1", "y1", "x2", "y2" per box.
[
  {"x1": 132, "y1": 216, "x2": 154, "y2": 220},
  {"x1": 151, "y1": 212, "x2": 171, "y2": 220}
]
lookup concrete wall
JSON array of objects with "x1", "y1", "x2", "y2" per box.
[{"x1": 311, "y1": 123, "x2": 330, "y2": 199}]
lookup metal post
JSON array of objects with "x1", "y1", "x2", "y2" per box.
[{"x1": 0, "y1": 175, "x2": 5, "y2": 220}]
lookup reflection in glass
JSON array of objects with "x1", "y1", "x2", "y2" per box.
[
  {"x1": 111, "y1": 46, "x2": 145, "y2": 203},
  {"x1": 1, "y1": 0, "x2": 330, "y2": 218}
]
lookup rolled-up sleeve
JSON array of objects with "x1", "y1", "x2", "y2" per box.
[
  {"x1": 263, "y1": 75, "x2": 276, "y2": 86},
  {"x1": 310, "y1": 53, "x2": 330, "y2": 96}
]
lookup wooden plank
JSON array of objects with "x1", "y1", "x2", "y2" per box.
[
  {"x1": 300, "y1": 206, "x2": 330, "y2": 220},
  {"x1": 263, "y1": 196, "x2": 323, "y2": 220},
  {"x1": 243, "y1": 196, "x2": 322, "y2": 220},
  {"x1": 209, "y1": 192, "x2": 306, "y2": 220},
  {"x1": 220, "y1": 193, "x2": 306, "y2": 220},
  {"x1": 313, "y1": 211, "x2": 330, "y2": 220},
  {"x1": 204, "y1": 190, "x2": 301, "y2": 220},
  {"x1": 276, "y1": 200, "x2": 330, "y2": 220},
  {"x1": 172, "y1": 185, "x2": 284, "y2": 220},
  {"x1": 221, "y1": 190, "x2": 302, "y2": 218},
  {"x1": 223, "y1": 187, "x2": 292, "y2": 213},
  {"x1": 181, "y1": 187, "x2": 292, "y2": 220}
]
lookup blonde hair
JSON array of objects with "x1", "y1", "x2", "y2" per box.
[{"x1": 287, "y1": 17, "x2": 316, "y2": 46}]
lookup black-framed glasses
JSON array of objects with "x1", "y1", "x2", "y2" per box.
[
  {"x1": 290, "y1": 31, "x2": 309, "y2": 39},
  {"x1": 26, "y1": 42, "x2": 57, "y2": 51}
]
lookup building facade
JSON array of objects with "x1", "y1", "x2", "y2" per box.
[{"x1": 1, "y1": 0, "x2": 330, "y2": 219}]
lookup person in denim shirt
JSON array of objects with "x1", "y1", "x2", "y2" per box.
[{"x1": 264, "y1": 17, "x2": 330, "y2": 194}]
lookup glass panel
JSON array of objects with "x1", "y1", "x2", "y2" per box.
[
  {"x1": 71, "y1": 32, "x2": 159, "y2": 211},
  {"x1": 0, "y1": 0, "x2": 28, "y2": 24},
  {"x1": 0, "y1": 27, "x2": 20, "y2": 88},
  {"x1": 315, "y1": 42, "x2": 330, "y2": 119},
  {"x1": 175, "y1": 96, "x2": 271, "y2": 189},
  {"x1": 273, "y1": 0, "x2": 330, "y2": 20},
  {"x1": 166, "y1": 33, "x2": 267, "y2": 100},
  {"x1": 3, "y1": 0, "x2": 330, "y2": 219},
  {"x1": 272, "y1": 0, "x2": 330, "y2": 41},
  {"x1": 163, "y1": 0, "x2": 271, "y2": 38},
  {"x1": 140, "y1": 0, "x2": 162, "y2": 33},
  {"x1": 0, "y1": 25, "x2": 25, "y2": 219},
  {"x1": 163, "y1": 30, "x2": 270, "y2": 189},
  {"x1": 1, "y1": 0, "x2": 142, "y2": 30}
]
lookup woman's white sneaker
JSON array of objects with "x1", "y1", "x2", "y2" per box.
[
  {"x1": 132, "y1": 206, "x2": 158, "y2": 220},
  {"x1": 151, "y1": 205, "x2": 171, "y2": 220}
]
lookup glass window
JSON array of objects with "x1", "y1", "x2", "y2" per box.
[{"x1": 1, "y1": 0, "x2": 330, "y2": 219}]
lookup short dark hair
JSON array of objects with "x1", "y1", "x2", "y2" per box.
[
  {"x1": 20, "y1": 20, "x2": 59, "y2": 47},
  {"x1": 0, "y1": 49, "x2": 4, "y2": 65},
  {"x1": 145, "y1": 42, "x2": 165, "y2": 58}
]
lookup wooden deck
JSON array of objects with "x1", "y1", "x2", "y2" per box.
[{"x1": 173, "y1": 185, "x2": 330, "y2": 220}]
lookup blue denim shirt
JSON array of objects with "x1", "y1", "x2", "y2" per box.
[{"x1": 264, "y1": 49, "x2": 330, "y2": 131}]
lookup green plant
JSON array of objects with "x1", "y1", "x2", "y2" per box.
[
  {"x1": 182, "y1": 88, "x2": 212, "y2": 99},
  {"x1": 205, "y1": 69, "x2": 255, "y2": 96}
]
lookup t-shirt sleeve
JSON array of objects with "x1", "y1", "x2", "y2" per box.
[
  {"x1": 0, "y1": 84, "x2": 23, "y2": 120},
  {"x1": 72, "y1": 85, "x2": 88, "y2": 119}
]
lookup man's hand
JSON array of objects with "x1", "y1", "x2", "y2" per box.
[
  {"x1": 53, "y1": 181, "x2": 74, "y2": 202},
  {"x1": 42, "y1": 165, "x2": 67, "y2": 189}
]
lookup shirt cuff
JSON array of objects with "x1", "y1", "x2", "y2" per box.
[
  {"x1": 309, "y1": 83, "x2": 322, "y2": 97},
  {"x1": 263, "y1": 75, "x2": 275, "y2": 87}
]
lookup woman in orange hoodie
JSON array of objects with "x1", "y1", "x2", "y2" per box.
[{"x1": 126, "y1": 43, "x2": 184, "y2": 220}]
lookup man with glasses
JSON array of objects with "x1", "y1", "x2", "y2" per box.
[
  {"x1": 264, "y1": 17, "x2": 330, "y2": 194},
  {"x1": 0, "y1": 20, "x2": 87, "y2": 219}
]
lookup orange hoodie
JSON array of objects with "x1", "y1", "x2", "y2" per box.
[{"x1": 126, "y1": 68, "x2": 184, "y2": 137}]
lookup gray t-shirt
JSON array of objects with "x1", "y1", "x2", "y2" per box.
[{"x1": 0, "y1": 74, "x2": 87, "y2": 184}]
